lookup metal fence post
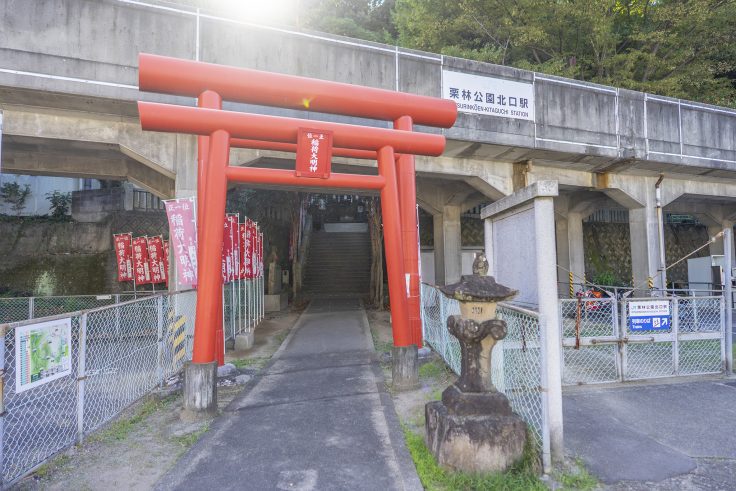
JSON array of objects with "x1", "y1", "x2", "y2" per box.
[
  {"x1": 724, "y1": 227, "x2": 733, "y2": 373},
  {"x1": 76, "y1": 313, "x2": 88, "y2": 444},
  {"x1": 672, "y1": 298, "x2": 679, "y2": 376},
  {"x1": 156, "y1": 296, "x2": 164, "y2": 389},
  {"x1": 28, "y1": 297, "x2": 34, "y2": 320},
  {"x1": 0, "y1": 326, "x2": 6, "y2": 487},
  {"x1": 621, "y1": 298, "x2": 628, "y2": 381}
]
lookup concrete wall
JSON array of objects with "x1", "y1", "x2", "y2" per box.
[
  {"x1": 0, "y1": 211, "x2": 168, "y2": 295},
  {"x1": 1, "y1": 0, "x2": 735, "y2": 177},
  {"x1": 582, "y1": 222, "x2": 711, "y2": 286}
]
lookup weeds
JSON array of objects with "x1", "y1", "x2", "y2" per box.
[
  {"x1": 230, "y1": 357, "x2": 268, "y2": 369},
  {"x1": 419, "y1": 360, "x2": 449, "y2": 380},
  {"x1": 557, "y1": 459, "x2": 598, "y2": 490},
  {"x1": 402, "y1": 426, "x2": 546, "y2": 491},
  {"x1": 88, "y1": 396, "x2": 169, "y2": 443},
  {"x1": 173, "y1": 422, "x2": 211, "y2": 449}
]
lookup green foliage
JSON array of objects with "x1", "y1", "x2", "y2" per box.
[
  {"x1": 230, "y1": 357, "x2": 269, "y2": 369},
  {"x1": 1, "y1": 182, "x2": 31, "y2": 215},
  {"x1": 302, "y1": 0, "x2": 397, "y2": 43},
  {"x1": 300, "y1": 0, "x2": 736, "y2": 108},
  {"x1": 418, "y1": 359, "x2": 449, "y2": 379},
  {"x1": 402, "y1": 426, "x2": 546, "y2": 491},
  {"x1": 592, "y1": 271, "x2": 621, "y2": 287},
  {"x1": 46, "y1": 191, "x2": 72, "y2": 219},
  {"x1": 89, "y1": 397, "x2": 165, "y2": 443},
  {"x1": 557, "y1": 459, "x2": 598, "y2": 490},
  {"x1": 173, "y1": 422, "x2": 210, "y2": 449}
]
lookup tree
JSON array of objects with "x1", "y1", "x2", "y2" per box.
[
  {"x1": 302, "y1": 0, "x2": 397, "y2": 43},
  {"x1": 46, "y1": 191, "x2": 72, "y2": 219},
  {"x1": 0, "y1": 182, "x2": 31, "y2": 216},
  {"x1": 391, "y1": 0, "x2": 736, "y2": 107}
]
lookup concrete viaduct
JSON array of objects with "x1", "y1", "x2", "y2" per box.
[{"x1": 2, "y1": 0, "x2": 736, "y2": 291}]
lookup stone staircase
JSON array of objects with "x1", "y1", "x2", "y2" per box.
[{"x1": 303, "y1": 229, "x2": 371, "y2": 297}]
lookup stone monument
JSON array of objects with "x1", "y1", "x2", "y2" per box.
[{"x1": 425, "y1": 267, "x2": 528, "y2": 473}]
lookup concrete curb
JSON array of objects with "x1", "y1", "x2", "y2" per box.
[{"x1": 359, "y1": 303, "x2": 424, "y2": 491}]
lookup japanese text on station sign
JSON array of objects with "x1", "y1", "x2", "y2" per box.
[
  {"x1": 628, "y1": 300, "x2": 671, "y2": 331},
  {"x1": 164, "y1": 197, "x2": 198, "y2": 288},
  {"x1": 442, "y1": 70, "x2": 535, "y2": 121},
  {"x1": 295, "y1": 128, "x2": 333, "y2": 179}
]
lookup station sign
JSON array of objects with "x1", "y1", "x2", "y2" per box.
[
  {"x1": 442, "y1": 70, "x2": 535, "y2": 121},
  {"x1": 628, "y1": 300, "x2": 671, "y2": 331},
  {"x1": 295, "y1": 128, "x2": 333, "y2": 179}
]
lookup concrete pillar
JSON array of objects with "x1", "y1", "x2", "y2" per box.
[
  {"x1": 629, "y1": 204, "x2": 662, "y2": 291},
  {"x1": 708, "y1": 224, "x2": 725, "y2": 256},
  {"x1": 567, "y1": 212, "x2": 586, "y2": 286},
  {"x1": 182, "y1": 361, "x2": 218, "y2": 418},
  {"x1": 392, "y1": 345, "x2": 419, "y2": 390},
  {"x1": 554, "y1": 217, "x2": 570, "y2": 286},
  {"x1": 433, "y1": 205, "x2": 462, "y2": 285}
]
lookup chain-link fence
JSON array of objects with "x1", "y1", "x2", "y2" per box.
[
  {"x1": 560, "y1": 295, "x2": 725, "y2": 384},
  {"x1": 0, "y1": 277, "x2": 265, "y2": 486},
  {"x1": 0, "y1": 293, "x2": 155, "y2": 324},
  {"x1": 222, "y1": 277, "x2": 264, "y2": 345},
  {"x1": 420, "y1": 283, "x2": 546, "y2": 453}
]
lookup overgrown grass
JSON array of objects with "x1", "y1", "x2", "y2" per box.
[
  {"x1": 230, "y1": 357, "x2": 269, "y2": 370},
  {"x1": 419, "y1": 360, "x2": 450, "y2": 380},
  {"x1": 403, "y1": 427, "x2": 546, "y2": 491},
  {"x1": 33, "y1": 455, "x2": 71, "y2": 479},
  {"x1": 173, "y1": 422, "x2": 211, "y2": 449},
  {"x1": 88, "y1": 396, "x2": 170, "y2": 444},
  {"x1": 370, "y1": 327, "x2": 394, "y2": 354},
  {"x1": 557, "y1": 459, "x2": 598, "y2": 490}
]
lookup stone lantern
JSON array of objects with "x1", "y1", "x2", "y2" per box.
[{"x1": 425, "y1": 268, "x2": 528, "y2": 473}]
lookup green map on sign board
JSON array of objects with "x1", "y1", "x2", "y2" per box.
[{"x1": 29, "y1": 328, "x2": 69, "y2": 382}]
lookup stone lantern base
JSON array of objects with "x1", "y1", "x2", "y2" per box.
[{"x1": 425, "y1": 385, "x2": 527, "y2": 473}]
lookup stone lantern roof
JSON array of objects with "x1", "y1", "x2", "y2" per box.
[{"x1": 439, "y1": 275, "x2": 518, "y2": 303}]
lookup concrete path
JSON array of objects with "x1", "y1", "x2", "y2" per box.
[
  {"x1": 157, "y1": 298, "x2": 422, "y2": 491},
  {"x1": 564, "y1": 379, "x2": 736, "y2": 489}
]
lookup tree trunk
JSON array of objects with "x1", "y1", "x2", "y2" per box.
[{"x1": 368, "y1": 197, "x2": 384, "y2": 308}]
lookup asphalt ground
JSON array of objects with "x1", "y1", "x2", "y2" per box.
[
  {"x1": 564, "y1": 378, "x2": 736, "y2": 490},
  {"x1": 157, "y1": 298, "x2": 422, "y2": 491}
]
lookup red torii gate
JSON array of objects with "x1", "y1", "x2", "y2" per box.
[{"x1": 137, "y1": 54, "x2": 457, "y2": 410}]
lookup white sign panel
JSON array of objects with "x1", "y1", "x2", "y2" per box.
[
  {"x1": 442, "y1": 70, "x2": 535, "y2": 121},
  {"x1": 15, "y1": 318, "x2": 72, "y2": 393}
]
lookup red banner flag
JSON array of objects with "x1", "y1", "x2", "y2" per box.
[
  {"x1": 113, "y1": 233, "x2": 133, "y2": 282},
  {"x1": 132, "y1": 236, "x2": 152, "y2": 285},
  {"x1": 239, "y1": 222, "x2": 247, "y2": 280},
  {"x1": 245, "y1": 219, "x2": 255, "y2": 279},
  {"x1": 256, "y1": 226, "x2": 263, "y2": 278},
  {"x1": 228, "y1": 214, "x2": 239, "y2": 281},
  {"x1": 147, "y1": 235, "x2": 167, "y2": 284},
  {"x1": 163, "y1": 239, "x2": 170, "y2": 288},
  {"x1": 164, "y1": 197, "x2": 198, "y2": 288},
  {"x1": 222, "y1": 214, "x2": 236, "y2": 283}
]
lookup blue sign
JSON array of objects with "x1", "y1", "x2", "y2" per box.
[{"x1": 628, "y1": 300, "x2": 671, "y2": 332}]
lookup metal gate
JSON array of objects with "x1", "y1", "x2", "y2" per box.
[{"x1": 559, "y1": 296, "x2": 725, "y2": 385}]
